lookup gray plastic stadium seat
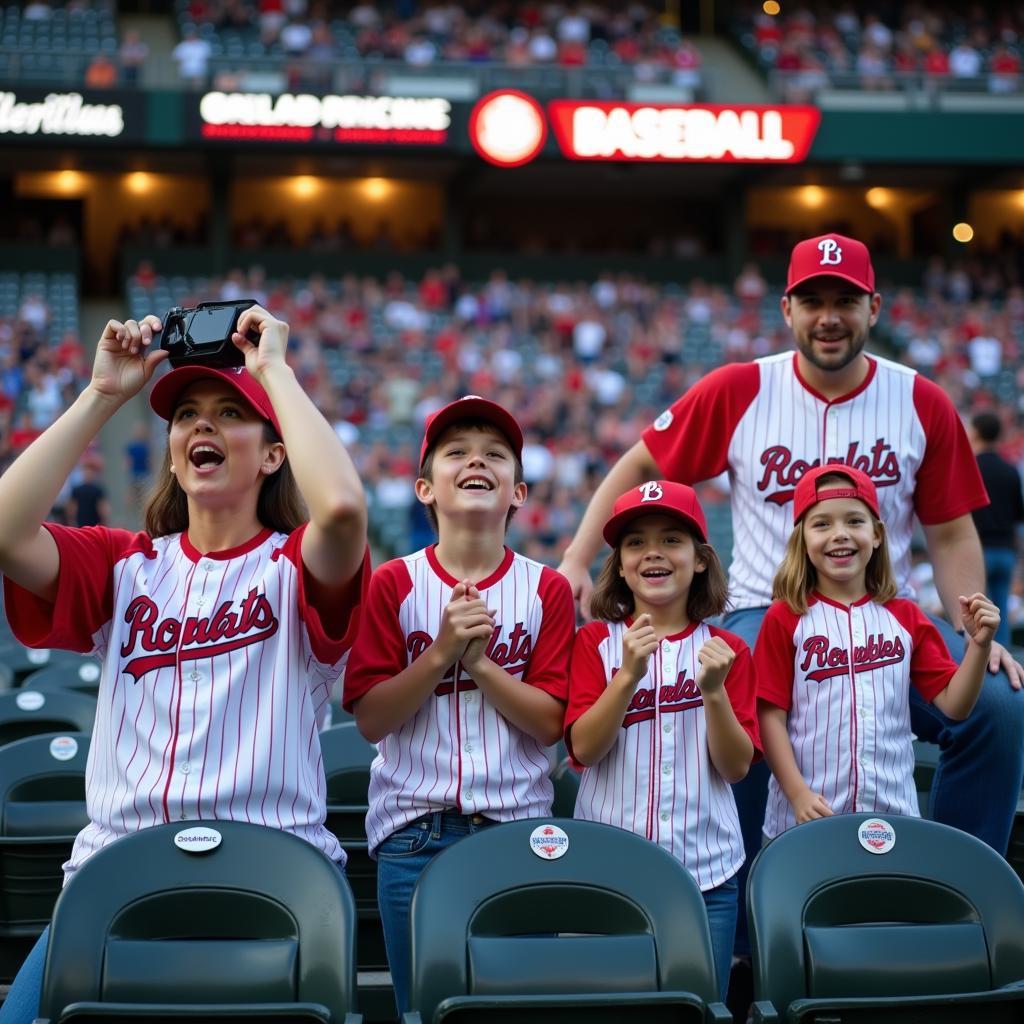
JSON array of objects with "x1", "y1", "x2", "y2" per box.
[
  {"x1": 37, "y1": 820, "x2": 361, "y2": 1023},
  {"x1": 0, "y1": 689, "x2": 97, "y2": 749},
  {"x1": 0, "y1": 731, "x2": 89, "y2": 983}
]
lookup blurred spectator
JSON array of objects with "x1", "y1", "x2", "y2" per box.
[
  {"x1": 173, "y1": 26, "x2": 213, "y2": 88},
  {"x1": 119, "y1": 29, "x2": 150, "y2": 85},
  {"x1": 67, "y1": 459, "x2": 110, "y2": 527},
  {"x1": 970, "y1": 410, "x2": 1024, "y2": 648},
  {"x1": 84, "y1": 53, "x2": 119, "y2": 89}
]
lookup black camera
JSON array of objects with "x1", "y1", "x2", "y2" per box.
[{"x1": 161, "y1": 300, "x2": 260, "y2": 369}]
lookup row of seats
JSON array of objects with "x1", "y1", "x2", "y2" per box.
[{"x1": 11, "y1": 809, "x2": 1024, "y2": 1023}]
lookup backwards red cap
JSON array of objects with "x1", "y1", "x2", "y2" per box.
[
  {"x1": 150, "y1": 365, "x2": 283, "y2": 437},
  {"x1": 792, "y1": 464, "x2": 880, "y2": 523},
  {"x1": 786, "y1": 233, "x2": 875, "y2": 294},
  {"x1": 419, "y1": 395, "x2": 524, "y2": 467},
  {"x1": 603, "y1": 480, "x2": 708, "y2": 545}
]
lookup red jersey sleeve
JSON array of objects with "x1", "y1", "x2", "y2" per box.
[
  {"x1": 277, "y1": 526, "x2": 372, "y2": 665},
  {"x1": 753, "y1": 601, "x2": 801, "y2": 711},
  {"x1": 912, "y1": 375, "x2": 989, "y2": 525},
  {"x1": 564, "y1": 621, "x2": 612, "y2": 763},
  {"x1": 521, "y1": 566, "x2": 574, "y2": 701},
  {"x1": 3, "y1": 524, "x2": 145, "y2": 652},
  {"x1": 341, "y1": 559, "x2": 413, "y2": 711},
  {"x1": 641, "y1": 363, "x2": 760, "y2": 483},
  {"x1": 709, "y1": 625, "x2": 762, "y2": 757},
  {"x1": 886, "y1": 598, "x2": 957, "y2": 702}
]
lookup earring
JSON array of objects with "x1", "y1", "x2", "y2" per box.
[{"x1": 170, "y1": 465, "x2": 177, "y2": 474}]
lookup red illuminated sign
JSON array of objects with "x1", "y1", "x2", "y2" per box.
[
  {"x1": 468, "y1": 90, "x2": 547, "y2": 168},
  {"x1": 196, "y1": 92, "x2": 451, "y2": 146},
  {"x1": 548, "y1": 101, "x2": 820, "y2": 163}
]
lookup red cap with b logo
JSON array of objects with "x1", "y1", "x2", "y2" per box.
[
  {"x1": 786, "y1": 233, "x2": 875, "y2": 294},
  {"x1": 603, "y1": 480, "x2": 708, "y2": 545}
]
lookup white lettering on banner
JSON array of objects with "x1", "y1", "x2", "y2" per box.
[
  {"x1": 199, "y1": 92, "x2": 451, "y2": 131},
  {"x1": 571, "y1": 106, "x2": 794, "y2": 160},
  {"x1": 0, "y1": 92, "x2": 123, "y2": 137}
]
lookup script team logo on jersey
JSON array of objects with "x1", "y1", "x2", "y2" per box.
[
  {"x1": 858, "y1": 818, "x2": 896, "y2": 854},
  {"x1": 622, "y1": 669, "x2": 703, "y2": 727},
  {"x1": 757, "y1": 442, "x2": 901, "y2": 507},
  {"x1": 530, "y1": 824, "x2": 570, "y2": 859},
  {"x1": 119, "y1": 589, "x2": 280, "y2": 682},
  {"x1": 800, "y1": 633, "x2": 906, "y2": 683},
  {"x1": 818, "y1": 238, "x2": 843, "y2": 265}
]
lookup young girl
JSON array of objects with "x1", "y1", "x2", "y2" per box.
[
  {"x1": 756, "y1": 464, "x2": 998, "y2": 841},
  {"x1": 0, "y1": 308, "x2": 368, "y2": 1024},
  {"x1": 565, "y1": 480, "x2": 760, "y2": 1002}
]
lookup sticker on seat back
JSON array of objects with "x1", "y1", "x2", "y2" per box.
[
  {"x1": 530, "y1": 824, "x2": 569, "y2": 860},
  {"x1": 858, "y1": 818, "x2": 896, "y2": 854}
]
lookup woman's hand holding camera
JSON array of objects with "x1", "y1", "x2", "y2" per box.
[
  {"x1": 90, "y1": 315, "x2": 168, "y2": 405},
  {"x1": 232, "y1": 305, "x2": 289, "y2": 382}
]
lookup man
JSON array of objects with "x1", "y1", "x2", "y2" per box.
[
  {"x1": 970, "y1": 410, "x2": 1024, "y2": 649},
  {"x1": 559, "y1": 233, "x2": 1024, "y2": 958}
]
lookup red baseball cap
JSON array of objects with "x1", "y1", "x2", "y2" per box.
[
  {"x1": 786, "y1": 233, "x2": 875, "y2": 294},
  {"x1": 603, "y1": 480, "x2": 708, "y2": 545},
  {"x1": 150, "y1": 366, "x2": 283, "y2": 437},
  {"x1": 792, "y1": 464, "x2": 881, "y2": 523},
  {"x1": 419, "y1": 395, "x2": 524, "y2": 467}
]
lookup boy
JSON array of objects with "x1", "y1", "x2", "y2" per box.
[{"x1": 343, "y1": 395, "x2": 574, "y2": 1014}]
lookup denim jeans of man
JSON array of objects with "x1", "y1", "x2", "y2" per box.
[
  {"x1": 376, "y1": 810, "x2": 496, "y2": 1016},
  {"x1": 984, "y1": 546, "x2": 1017, "y2": 649},
  {"x1": 702, "y1": 876, "x2": 738, "y2": 1004},
  {"x1": 719, "y1": 604, "x2": 1024, "y2": 958}
]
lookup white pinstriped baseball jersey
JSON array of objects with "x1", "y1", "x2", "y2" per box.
[
  {"x1": 756, "y1": 594, "x2": 956, "y2": 839},
  {"x1": 643, "y1": 353, "x2": 988, "y2": 610},
  {"x1": 343, "y1": 545, "x2": 574, "y2": 856},
  {"x1": 565, "y1": 620, "x2": 760, "y2": 891},
  {"x1": 4, "y1": 523, "x2": 367, "y2": 880}
]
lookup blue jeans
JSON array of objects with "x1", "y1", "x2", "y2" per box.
[
  {"x1": 984, "y1": 547, "x2": 1017, "y2": 648},
  {"x1": 376, "y1": 810, "x2": 496, "y2": 1016},
  {"x1": 702, "y1": 877, "x2": 738, "y2": 1004},
  {"x1": 0, "y1": 927, "x2": 47, "y2": 1024},
  {"x1": 720, "y1": 604, "x2": 1024, "y2": 956}
]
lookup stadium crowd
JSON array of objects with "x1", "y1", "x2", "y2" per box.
[
  {"x1": 736, "y1": 2, "x2": 1024, "y2": 99},
  {"x1": 0, "y1": 250, "x2": 1021, "y2": 625}
]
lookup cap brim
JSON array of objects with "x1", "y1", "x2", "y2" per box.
[
  {"x1": 603, "y1": 505, "x2": 707, "y2": 546},
  {"x1": 786, "y1": 270, "x2": 872, "y2": 294},
  {"x1": 421, "y1": 398, "x2": 524, "y2": 464},
  {"x1": 150, "y1": 366, "x2": 274, "y2": 430}
]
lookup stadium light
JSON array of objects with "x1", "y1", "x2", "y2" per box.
[
  {"x1": 952, "y1": 222, "x2": 974, "y2": 243},
  {"x1": 361, "y1": 177, "x2": 391, "y2": 201},
  {"x1": 54, "y1": 169, "x2": 85, "y2": 194},
  {"x1": 763, "y1": 1, "x2": 781, "y2": 15},
  {"x1": 125, "y1": 172, "x2": 153, "y2": 195},
  {"x1": 800, "y1": 185, "x2": 825, "y2": 208},
  {"x1": 290, "y1": 175, "x2": 320, "y2": 199},
  {"x1": 866, "y1": 187, "x2": 892, "y2": 209}
]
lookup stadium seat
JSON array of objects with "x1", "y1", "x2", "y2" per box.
[
  {"x1": 747, "y1": 814, "x2": 1024, "y2": 1023},
  {"x1": 0, "y1": 643, "x2": 90, "y2": 688},
  {"x1": 36, "y1": 819, "x2": 361, "y2": 1023},
  {"x1": 404, "y1": 818, "x2": 731, "y2": 1023},
  {"x1": 0, "y1": 689, "x2": 97, "y2": 748},
  {"x1": 0, "y1": 731, "x2": 89, "y2": 984},
  {"x1": 321, "y1": 722, "x2": 390, "y2": 1017},
  {"x1": 19, "y1": 659, "x2": 103, "y2": 699}
]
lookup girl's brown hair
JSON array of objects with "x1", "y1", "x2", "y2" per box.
[
  {"x1": 590, "y1": 522, "x2": 730, "y2": 624},
  {"x1": 772, "y1": 476, "x2": 898, "y2": 614},
  {"x1": 144, "y1": 422, "x2": 307, "y2": 538}
]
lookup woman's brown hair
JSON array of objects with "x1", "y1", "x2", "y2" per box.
[
  {"x1": 589, "y1": 522, "x2": 730, "y2": 624},
  {"x1": 144, "y1": 421, "x2": 307, "y2": 538},
  {"x1": 772, "y1": 478, "x2": 898, "y2": 615}
]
